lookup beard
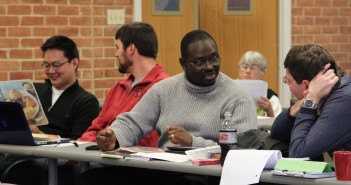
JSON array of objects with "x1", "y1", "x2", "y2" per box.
[{"x1": 118, "y1": 57, "x2": 133, "y2": 74}]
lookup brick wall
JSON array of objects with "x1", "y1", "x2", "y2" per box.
[
  {"x1": 292, "y1": 0, "x2": 351, "y2": 74},
  {"x1": 1, "y1": 0, "x2": 350, "y2": 101},
  {"x1": 0, "y1": 0, "x2": 133, "y2": 100}
]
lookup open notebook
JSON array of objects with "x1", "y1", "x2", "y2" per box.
[{"x1": 0, "y1": 101, "x2": 66, "y2": 146}]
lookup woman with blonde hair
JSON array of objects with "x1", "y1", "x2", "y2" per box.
[{"x1": 238, "y1": 51, "x2": 282, "y2": 117}]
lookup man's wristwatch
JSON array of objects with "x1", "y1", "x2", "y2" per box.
[{"x1": 303, "y1": 99, "x2": 319, "y2": 110}]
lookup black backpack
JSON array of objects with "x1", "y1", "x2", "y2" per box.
[{"x1": 237, "y1": 129, "x2": 289, "y2": 157}]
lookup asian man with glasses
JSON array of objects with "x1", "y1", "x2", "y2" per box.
[{"x1": 1, "y1": 35, "x2": 100, "y2": 185}]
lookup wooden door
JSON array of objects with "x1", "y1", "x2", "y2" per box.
[
  {"x1": 142, "y1": 0, "x2": 198, "y2": 76},
  {"x1": 142, "y1": 0, "x2": 279, "y2": 93},
  {"x1": 199, "y1": 0, "x2": 279, "y2": 93}
]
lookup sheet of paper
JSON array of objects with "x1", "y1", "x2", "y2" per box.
[
  {"x1": 130, "y1": 152, "x2": 191, "y2": 162},
  {"x1": 274, "y1": 159, "x2": 333, "y2": 173},
  {"x1": 220, "y1": 150, "x2": 282, "y2": 185},
  {"x1": 235, "y1": 80, "x2": 268, "y2": 103}
]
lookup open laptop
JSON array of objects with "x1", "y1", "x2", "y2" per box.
[{"x1": 0, "y1": 101, "x2": 63, "y2": 146}]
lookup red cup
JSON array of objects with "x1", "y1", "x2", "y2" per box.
[{"x1": 334, "y1": 151, "x2": 351, "y2": 181}]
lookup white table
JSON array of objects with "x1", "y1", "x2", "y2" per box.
[{"x1": 0, "y1": 143, "x2": 350, "y2": 185}]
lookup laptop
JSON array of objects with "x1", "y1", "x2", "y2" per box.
[{"x1": 0, "y1": 101, "x2": 64, "y2": 146}]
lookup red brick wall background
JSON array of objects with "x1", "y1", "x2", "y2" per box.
[
  {"x1": 0, "y1": 0, "x2": 133, "y2": 100},
  {"x1": 1, "y1": 0, "x2": 350, "y2": 101},
  {"x1": 292, "y1": 0, "x2": 351, "y2": 74}
]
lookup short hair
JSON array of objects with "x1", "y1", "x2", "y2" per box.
[
  {"x1": 180, "y1": 30, "x2": 218, "y2": 59},
  {"x1": 284, "y1": 44, "x2": 343, "y2": 84},
  {"x1": 239, "y1": 51, "x2": 267, "y2": 72},
  {"x1": 115, "y1": 22, "x2": 158, "y2": 59},
  {"x1": 41, "y1": 35, "x2": 79, "y2": 61}
]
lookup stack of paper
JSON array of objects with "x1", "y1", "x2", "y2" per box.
[
  {"x1": 100, "y1": 146, "x2": 164, "y2": 159},
  {"x1": 129, "y1": 152, "x2": 190, "y2": 162},
  {"x1": 100, "y1": 146, "x2": 190, "y2": 162},
  {"x1": 100, "y1": 150, "x2": 133, "y2": 159},
  {"x1": 185, "y1": 146, "x2": 220, "y2": 160}
]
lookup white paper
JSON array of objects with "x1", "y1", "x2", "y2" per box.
[
  {"x1": 130, "y1": 152, "x2": 191, "y2": 162},
  {"x1": 235, "y1": 80, "x2": 268, "y2": 103},
  {"x1": 220, "y1": 150, "x2": 282, "y2": 185}
]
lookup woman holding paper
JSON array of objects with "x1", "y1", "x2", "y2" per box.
[{"x1": 238, "y1": 51, "x2": 282, "y2": 117}]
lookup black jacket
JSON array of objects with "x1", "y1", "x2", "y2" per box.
[{"x1": 34, "y1": 79, "x2": 99, "y2": 140}]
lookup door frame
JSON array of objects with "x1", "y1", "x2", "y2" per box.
[
  {"x1": 133, "y1": 0, "x2": 291, "y2": 108},
  {"x1": 278, "y1": 0, "x2": 291, "y2": 108}
]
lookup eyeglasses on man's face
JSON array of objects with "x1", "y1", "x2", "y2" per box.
[
  {"x1": 184, "y1": 55, "x2": 221, "y2": 69},
  {"x1": 283, "y1": 76, "x2": 295, "y2": 85},
  {"x1": 240, "y1": 64, "x2": 261, "y2": 71},
  {"x1": 41, "y1": 61, "x2": 70, "y2": 71}
]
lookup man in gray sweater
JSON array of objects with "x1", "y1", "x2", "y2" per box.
[
  {"x1": 98, "y1": 30, "x2": 257, "y2": 150},
  {"x1": 77, "y1": 30, "x2": 257, "y2": 185}
]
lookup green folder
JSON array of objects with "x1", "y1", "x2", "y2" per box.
[{"x1": 274, "y1": 159, "x2": 334, "y2": 173}]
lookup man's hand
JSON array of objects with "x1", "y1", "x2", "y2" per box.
[
  {"x1": 289, "y1": 99, "x2": 303, "y2": 117},
  {"x1": 305, "y1": 63, "x2": 339, "y2": 103},
  {"x1": 96, "y1": 129, "x2": 116, "y2": 151},
  {"x1": 257, "y1": 96, "x2": 274, "y2": 117},
  {"x1": 166, "y1": 126, "x2": 192, "y2": 146}
]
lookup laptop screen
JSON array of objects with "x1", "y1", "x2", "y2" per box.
[{"x1": 0, "y1": 101, "x2": 37, "y2": 146}]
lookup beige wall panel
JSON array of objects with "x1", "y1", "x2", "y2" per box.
[
  {"x1": 142, "y1": 0, "x2": 278, "y2": 93},
  {"x1": 142, "y1": 0, "x2": 197, "y2": 76},
  {"x1": 199, "y1": 0, "x2": 279, "y2": 93}
]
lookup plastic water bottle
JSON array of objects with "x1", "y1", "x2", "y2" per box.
[{"x1": 219, "y1": 112, "x2": 237, "y2": 166}]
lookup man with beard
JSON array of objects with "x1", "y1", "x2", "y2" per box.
[
  {"x1": 76, "y1": 30, "x2": 257, "y2": 185},
  {"x1": 78, "y1": 22, "x2": 169, "y2": 147},
  {"x1": 1, "y1": 35, "x2": 100, "y2": 185}
]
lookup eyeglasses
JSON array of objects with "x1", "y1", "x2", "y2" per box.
[
  {"x1": 184, "y1": 55, "x2": 221, "y2": 69},
  {"x1": 41, "y1": 61, "x2": 69, "y2": 71},
  {"x1": 240, "y1": 64, "x2": 261, "y2": 71},
  {"x1": 283, "y1": 76, "x2": 295, "y2": 85}
]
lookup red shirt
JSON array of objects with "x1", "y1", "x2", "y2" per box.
[{"x1": 78, "y1": 64, "x2": 169, "y2": 147}]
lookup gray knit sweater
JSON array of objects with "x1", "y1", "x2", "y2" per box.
[{"x1": 109, "y1": 72, "x2": 258, "y2": 148}]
